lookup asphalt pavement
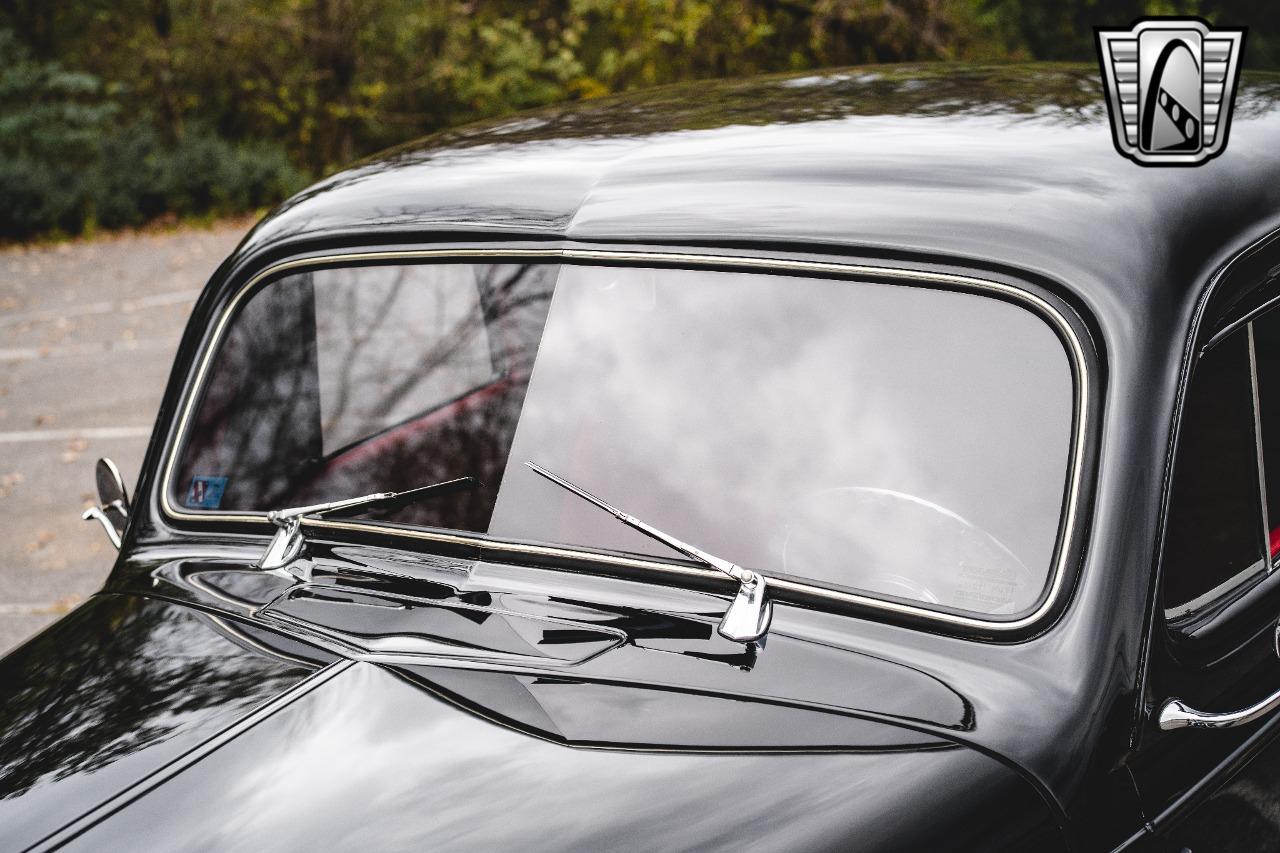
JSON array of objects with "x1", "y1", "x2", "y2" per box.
[{"x1": 0, "y1": 221, "x2": 252, "y2": 654}]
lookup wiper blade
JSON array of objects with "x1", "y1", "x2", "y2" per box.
[
  {"x1": 525, "y1": 461, "x2": 772, "y2": 643},
  {"x1": 289, "y1": 479, "x2": 479, "y2": 521},
  {"x1": 256, "y1": 476, "x2": 480, "y2": 577}
]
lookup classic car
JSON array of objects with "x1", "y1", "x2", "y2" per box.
[{"x1": 4, "y1": 63, "x2": 1280, "y2": 852}]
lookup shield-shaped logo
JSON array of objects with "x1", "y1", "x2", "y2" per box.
[{"x1": 1096, "y1": 18, "x2": 1246, "y2": 166}]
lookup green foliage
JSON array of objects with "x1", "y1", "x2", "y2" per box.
[
  {"x1": 1, "y1": 0, "x2": 1277, "y2": 240},
  {"x1": 0, "y1": 26, "x2": 304, "y2": 240},
  {"x1": 0, "y1": 29, "x2": 116, "y2": 161},
  {"x1": 90, "y1": 125, "x2": 306, "y2": 230},
  {"x1": 0, "y1": 28, "x2": 113, "y2": 235}
]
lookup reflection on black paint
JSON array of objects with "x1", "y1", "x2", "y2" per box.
[
  {"x1": 257, "y1": 66, "x2": 1130, "y2": 242},
  {"x1": 68, "y1": 663, "x2": 1056, "y2": 852},
  {"x1": 257, "y1": 583, "x2": 625, "y2": 666},
  {"x1": 0, "y1": 595, "x2": 316, "y2": 849},
  {"x1": 145, "y1": 556, "x2": 973, "y2": 734}
]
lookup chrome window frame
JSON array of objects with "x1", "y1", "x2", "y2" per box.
[{"x1": 159, "y1": 247, "x2": 1090, "y2": 633}]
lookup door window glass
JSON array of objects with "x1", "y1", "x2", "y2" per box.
[
  {"x1": 1251, "y1": 309, "x2": 1280, "y2": 564},
  {"x1": 1163, "y1": 330, "x2": 1267, "y2": 616}
]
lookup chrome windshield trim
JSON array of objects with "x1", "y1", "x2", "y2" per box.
[{"x1": 159, "y1": 247, "x2": 1091, "y2": 633}]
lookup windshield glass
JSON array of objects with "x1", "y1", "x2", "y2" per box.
[{"x1": 171, "y1": 260, "x2": 1074, "y2": 619}]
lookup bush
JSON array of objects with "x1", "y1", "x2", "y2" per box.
[
  {"x1": 0, "y1": 158, "x2": 90, "y2": 236},
  {"x1": 91, "y1": 124, "x2": 167, "y2": 229},
  {"x1": 153, "y1": 131, "x2": 305, "y2": 218},
  {"x1": 89, "y1": 125, "x2": 306, "y2": 231},
  {"x1": 0, "y1": 28, "x2": 306, "y2": 241}
]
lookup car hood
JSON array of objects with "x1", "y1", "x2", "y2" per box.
[
  {"x1": 0, "y1": 594, "x2": 325, "y2": 851},
  {"x1": 2, "y1": 560, "x2": 1062, "y2": 851},
  {"x1": 68, "y1": 656, "x2": 1055, "y2": 852}
]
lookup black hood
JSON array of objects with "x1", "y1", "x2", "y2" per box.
[
  {"x1": 0, "y1": 594, "x2": 324, "y2": 851},
  {"x1": 67, "y1": 657, "x2": 1055, "y2": 852},
  {"x1": 1, "y1": 582, "x2": 1060, "y2": 851}
]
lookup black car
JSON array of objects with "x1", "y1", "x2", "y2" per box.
[{"x1": 5, "y1": 64, "x2": 1280, "y2": 852}]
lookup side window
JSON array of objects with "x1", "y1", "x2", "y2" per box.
[{"x1": 1163, "y1": 329, "x2": 1267, "y2": 617}]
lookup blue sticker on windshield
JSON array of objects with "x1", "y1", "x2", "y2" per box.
[{"x1": 186, "y1": 476, "x2": 228, "y2": 509}]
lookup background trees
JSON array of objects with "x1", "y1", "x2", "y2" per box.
[{"x1": 1, "y1": 0, "x2": 1275, "y2": 240}]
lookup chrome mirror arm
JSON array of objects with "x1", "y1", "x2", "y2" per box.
[
  {"x1": 82, "y1": 506, "x2": 122, "y2": 550},
  {"x1": 83, "y1": 458, "x2": 131, "y2": 550}
]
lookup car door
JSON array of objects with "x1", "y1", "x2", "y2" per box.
[{"x1": 1130, "y1": 265, "x2": 1280, "y2": 851}]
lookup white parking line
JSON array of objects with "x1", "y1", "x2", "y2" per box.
[
  {"x1": 0, "y1": 336, "x2": 180, "y2": 363},
  {"x1": 0, "y1": 426, "x2": 151, "y2": 444},
  {"x1": 0, "y1": 602, "x2": 65, "y2": 615},
  {"x1": 0, "y1": 289, "x2": 199, "y2": 328}
]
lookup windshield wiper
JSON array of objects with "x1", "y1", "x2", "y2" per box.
[
  {"x1": 255, "y1": 477, "x2": 480, "y2": 579},
  {"x1": 524, "y1": 461, "x2": 772, "y2": 643}
]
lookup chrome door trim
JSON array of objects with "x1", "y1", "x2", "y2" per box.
[{"x1": 158, "y1": 246, "x2": 1091, "y2": 634}]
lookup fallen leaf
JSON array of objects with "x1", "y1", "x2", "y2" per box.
[{"x1": 25, "y1": 529, "x2": 55, "y2": 552}]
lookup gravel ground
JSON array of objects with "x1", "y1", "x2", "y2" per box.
[{"x1": 0, "y1": 220, "x2": 253, "y2": 655}]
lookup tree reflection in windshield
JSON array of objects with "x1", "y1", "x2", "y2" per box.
[{"x1": 174, "y1": 263, "x2": 556, "y2": 531}]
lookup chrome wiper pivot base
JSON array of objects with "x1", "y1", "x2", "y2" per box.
[
  {"x1": 719, "y1": 571, "x2": 772, "y2": 643},
  {"x1": 257, "y1": 492, "x2": 394, "y2": 579},
  {"x1": 525, "y1": 461, "x2": 773, "y2": 643},
  {"x1": 255, "y1": 477, "x2": 480, "y2": 579}
]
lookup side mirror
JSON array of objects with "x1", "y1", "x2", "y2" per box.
[{"x1": 82, "y1": 458, "x2": 130, "y2": 550}]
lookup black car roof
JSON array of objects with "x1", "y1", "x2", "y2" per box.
[{"x1": 233, "y1": 63, "x2": 1280, "y2": 325}]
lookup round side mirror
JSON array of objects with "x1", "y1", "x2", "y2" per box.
[
  {"x1": 84, "y1": 458, "x2": 131, "y2": 549},
  {"x1": 95, "y1": 458, "x2": 129, "y2": 509}
]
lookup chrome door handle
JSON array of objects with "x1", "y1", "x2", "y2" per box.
[
  {"x1": 1159, "y1": 691, "x2": 1280, "y2": 730},
  {"x1": 1159, "y1": 621, "x2": 1280, "y2": 731}
]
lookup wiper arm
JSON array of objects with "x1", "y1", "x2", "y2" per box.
[
  {"x1": 525, "y1": 461, "x2": 772, "y2": 643},
  {"x1": 255, "y1": 476, "x2": 480, "y2": 579}
]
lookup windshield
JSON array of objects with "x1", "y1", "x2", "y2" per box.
[{"x1": 170, "y1": 259, "x2": 1075, "y2": 619}]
